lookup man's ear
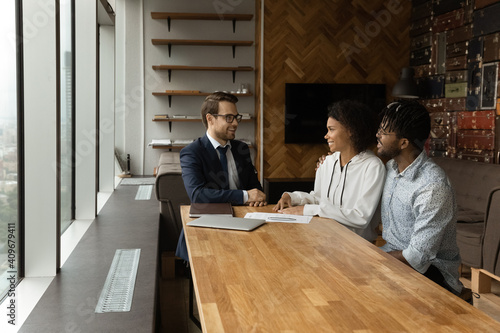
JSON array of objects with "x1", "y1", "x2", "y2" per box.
[
  {"x1": 206, "y1": 113, "x2": 213, "y2": 127},
  {"x1": 400, "y1": 138, "x2": 410, "y2": 150}
]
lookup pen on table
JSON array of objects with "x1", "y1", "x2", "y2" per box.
[{"x1": 268, "y1": 217, "x2": 296, "y2": 221}]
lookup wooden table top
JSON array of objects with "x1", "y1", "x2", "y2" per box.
[{"x1": 181, "y1": 205, "x2": 500, "y2": 332}]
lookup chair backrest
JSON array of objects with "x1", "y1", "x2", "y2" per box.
[
  {"x1": 482, "y1": 187, "x2": 500, "y2": 276},
  {"x1": 432, "y1": 157, "x2": 500, "y2": 215},
  {"x1": 155, "y1": 161, "x2": 190, "y2": 252}
]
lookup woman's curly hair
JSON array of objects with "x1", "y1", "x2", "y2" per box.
[{"x1": 327, "y1": 100, "x2": 378, "y2": 153}]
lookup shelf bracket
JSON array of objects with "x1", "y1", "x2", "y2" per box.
[
  {"x1": 168, "y1": 95, "x2": 172, "y2": 108},
  {"x1": 232, "y1": 19, "x2": 236, "y2": 33},
  {"x1": 168, "y1": 43, "x2": 172, "y2": 57},
  {"x1": 232, "y1": 45, "x2": 236, "y2": 58},
  {"x1": 168, "y1": 69, "x2": 172, "y2": 82},
  {"x1": 168, "y1": 17, "x2": 171, "y2": 32},
  {"x1": 232, "y1": 70, "x2": 236, "y2": 83},
  {"x1": 169, "y1": 122, "x2": 172, "y2": 132}
]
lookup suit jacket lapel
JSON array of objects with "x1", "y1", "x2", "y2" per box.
[{"x1": 202, "y1": 134, "x2": 223, "y2": 173}]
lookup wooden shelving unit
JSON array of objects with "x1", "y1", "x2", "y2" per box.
[
  {"x1": 152, "y1": 91, "x2": 253, "y2": 96},
  {"x1": 151, "y1": 39, "x2": 253, "y2": 46},
  {"x1": 151, "y1": 39, "x2": 253, "y2": 58},
  {"x1": 151, "y1": 144, "x2": 253, "y2": 150},
  {"x1": 152, "y1": 117, "x2": 253, "y2": 132},
  {"x1": 152, "y1": 90, "x2": 210, "y2": 96},
  {"x1": 152, "y1": 118, "x2": 202, "y2": 122},
  {"x1": 149, "y1": 11, "x2": 255, "y2": 152},
  {"x1": 152, "y1": 65, "x2": 254, "y2": 71},
  {"x1": 152, "y1": 65, "x2": 254, "y2": 82},
  {"x1": 151, "y1": 145, "x2": 185, "y2": 150},
  {"x1": 151, "y1": 12, "x2": 253, "y2": 32},
  {"x1": 152, "y1": 118, "x2": 252, "y2": 122},
  {"x1": 152, "y1": 90, "x2": 253, "y2": 106}
]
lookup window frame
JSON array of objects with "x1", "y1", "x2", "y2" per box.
[{"x1": 16, "y1": 0, "x2": 25, "y2": 281}]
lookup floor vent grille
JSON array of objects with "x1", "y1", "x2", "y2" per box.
[
  {"x1": 135, "y1": 185, "x2": 153, "y2": 200},
  {"x1": 95, "y1": 249, "x2": 141, "y2": 313}
]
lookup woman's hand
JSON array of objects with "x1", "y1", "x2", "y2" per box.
[
  {"x1": 281, "y1": 205, "x2": 304, "y2": 215},
  {"x1": 272, "y1": 193, "x2": 292, "y2": 212}
]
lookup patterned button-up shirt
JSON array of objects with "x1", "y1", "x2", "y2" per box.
[{"x1": 380, "y1": 151, "x2": 463, "y2": 293}]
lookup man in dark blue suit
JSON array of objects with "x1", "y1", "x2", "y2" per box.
[
  {"x1": 176, "y1": 92, "x2": 266, "y2": 260},
  {"x1": 180, "y1": 92, "x2": 266, "y2": 205}
]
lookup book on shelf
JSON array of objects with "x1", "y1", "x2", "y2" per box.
[
  {"x1": 148, "y1": 139, "x2": 172, "y2": 146},
  {"x1": 172, "y1": 139, "x2": 194, "y2": 146},
  {"x1": 172, "y1": 115, "x2": 187, "y2": 118},
  {"x1": 185, "y1": 115, "x2": 201, "y2": 119},
  {"x1": 153, "y1": 114, "x2": 169, "y2": 120},
  {"x1": 165, "y1": 90, "x2": 200, "y2": 93},
  {"x1": 189, "y1": 202, "x2": 234, "y2": 218}
]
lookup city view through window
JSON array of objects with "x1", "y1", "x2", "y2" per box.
[
  {"x1": 0, "y1": 1, "x2": 19, "y2": 299},
  {"x1": 60, "y1": 0, "x2": 74, "y2": 234}
]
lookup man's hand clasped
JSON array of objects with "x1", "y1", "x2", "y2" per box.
[
  {"x1": 315, "y1": 152, "x2": 331, "y2": 171},
  {"x1": 247, "y1": 188, "x2": 267, "y2": 207}
]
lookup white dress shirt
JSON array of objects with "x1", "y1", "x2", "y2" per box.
[
  {"x1": 206, "y1": 132, "x2": 248, "y2": 203},
  {"x1": 380, "y1": 151, "x2": 462, "y2": 294}
]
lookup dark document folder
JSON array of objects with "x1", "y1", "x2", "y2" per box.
[{"x1": 189, "y1": 202, "x2": 234, "y2": 218}]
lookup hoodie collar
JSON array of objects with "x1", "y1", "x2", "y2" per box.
[{"x1": 334, "y1": 150, "x2": 372, "y2": 165}]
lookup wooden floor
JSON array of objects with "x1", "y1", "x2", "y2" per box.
[
  {"x1": 158, "y1": 260, "x2": 500, "y2": 332},
  {"x1": 159, "y1": 260, "x2": 201, "y2": 333},
  {"x1": 460, "y1": 265, "x2": 500, "y2": 323}
]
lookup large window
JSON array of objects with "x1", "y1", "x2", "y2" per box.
[
  {"x1": 0, "y1": 1, "x2": 20, "y2": 298},
  {"x1": 60, "y1": 0, "x2": 74, "y2": 234}
]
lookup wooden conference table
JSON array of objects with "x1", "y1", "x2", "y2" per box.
[{"x1": 181, "y1": 205, "x2": 500, "y2": 332}]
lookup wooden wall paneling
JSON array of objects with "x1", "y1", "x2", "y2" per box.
[{"x1": 262, "y1": 0, "x2": 412, "y2": 179}]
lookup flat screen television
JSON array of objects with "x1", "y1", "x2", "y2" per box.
[{"x1": 285, "y1": 83, "x2": 386, "y2": 144}]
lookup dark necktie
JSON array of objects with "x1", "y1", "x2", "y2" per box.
[{"x1": 217, "y1": 146, "x2": 229, "y2": 189}]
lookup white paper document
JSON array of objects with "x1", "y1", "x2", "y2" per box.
[{"x1": 244, "y1": 212, "x2": 312, "y2": 224}]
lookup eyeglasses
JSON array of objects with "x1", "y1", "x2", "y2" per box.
[
  {"x1": 211, "y1": 113, "x2": 243, "y2": 123},
  {"x1": 377, "y1": 128, "x2": 397, "y2": 136}
]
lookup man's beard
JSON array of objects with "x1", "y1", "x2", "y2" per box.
[
  {"x1": 377, "y1": 142, "x2": 402, "y2": 160},
  {"x1": 215, "y1": 128, "x2": 236, "y2": 141}
]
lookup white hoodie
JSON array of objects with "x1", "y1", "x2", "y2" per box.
[{"x1": 287, "y1": 150, "x2": 386, "y2": 241}]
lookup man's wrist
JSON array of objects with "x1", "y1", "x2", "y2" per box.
[
  {"x1": 389, "y1": 250, "x2": 410, "y2": 267},
  {"x1": 243, "y1": 190, "x2": 248, "y2": 203}
]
